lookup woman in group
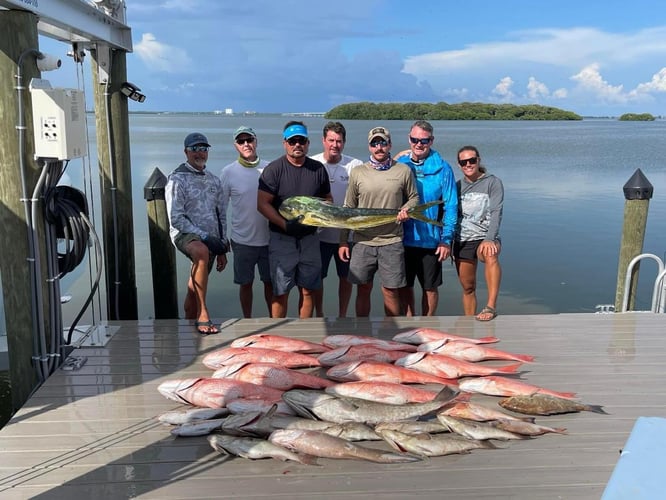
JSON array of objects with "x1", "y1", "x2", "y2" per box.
[{"x1": 453, "y1": 145, "x2": 504, "y2": 321}]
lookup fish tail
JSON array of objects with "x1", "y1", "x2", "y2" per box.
[
  {"x1": 587, "y1": 404, "x2": 609, "y2": 415},
  {"x1": 478, "y1": 336, "x2": 500, "y2": 344},
  {"x1": 513, "y1": 354, "x2": 535, "y2": 363},
  {"x1": 434, "y1": 386, "x2": 459, "y2": 402},
  {"x1": 407, "y1": 201, "x2": 444, "y2": 227},
  {"x1": 496, "y1": 362, "x2": 523, "y2": 374}
]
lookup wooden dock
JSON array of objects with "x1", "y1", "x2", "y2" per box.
[{"x1": 0, "y1": 312, "x2": 664, "y2": 499}]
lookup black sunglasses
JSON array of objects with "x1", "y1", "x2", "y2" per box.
[
  {"x1": 409, "y1": 136, "x2": 432, "y2": 145},
  {"x1": 369, "y1": 140, "x2": 389, "y2": 148},
  {"x1": 458, "y1": 157, "x2": 479, "y2": 166},
  {"x1": 186, "y1": 145, "x2": 210, "y2": 152},
  {"x1": 286, "y1": 137, "x2": 308, "y2": 146},
  {"x1": 235, "y1": 137, "x2": 255, "y2": 145}
]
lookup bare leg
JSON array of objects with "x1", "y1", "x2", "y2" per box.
[
  {"x1": 299, "y1": 287, "x2": 315, "y2": 318},
  {"x1": 272, "y1": 293, "x2": 288, "y2": 318},
  {"x1": 239, "y1": 282, "x2": 253, "y2": 318},
  {"x1": 356, "y1": 282, "x2": 373, "y2": 317},
  {"x1": 382, "y1": 286, "x2": 401, "y2": 317},
  {"x1": 313, "y1": 287, "x2": 324, "y2": 317},
  {"x1": 185, "y1": 241, "x2": 217, "y2": 333},
  {"x1": 480, "y1": 252, "x2": 501, "y2": 314},
  {"x1": 423, "y1": 289, "x2": 439, "y2": 316},
  {"x1": 338, "y1": 277, "x2": 353, "y2": 318},
  {"x1": 398, "y1": 286, "x2": 415, "y2": 316},
  {"x1": 455, "y1": 259, "x2": 478, "y2": 316},
  {"x1": 262, "y1": 281, "x2": 273, "y2": 318}
]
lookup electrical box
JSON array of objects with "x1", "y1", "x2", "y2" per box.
[{"x1": 29, "y1": 79, "x2": 87, "y2": 160}]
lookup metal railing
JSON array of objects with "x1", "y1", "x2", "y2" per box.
[{"x1": 621, "y1": 253, "x2": 666, "y2": 313}]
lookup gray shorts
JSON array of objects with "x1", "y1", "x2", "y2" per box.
[
  {"x1": 269, "y1": 231, "x2": 322, "y2": 296},
  {"x1": 348, "y1": 241, "x2": 406, "y2": 288},
  {"x1": 174, "y1": 232, "x2": 214, "y2": 271},
  {"x1": 230, "y1": 240, "x2": 271, "y2": 285}
]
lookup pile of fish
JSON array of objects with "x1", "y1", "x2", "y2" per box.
[{"x1": 157, "y1": 330, "x2": 607, "y2": 465}]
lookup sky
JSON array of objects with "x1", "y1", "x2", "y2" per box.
[{"x1": 37, "y1": 0, "x2": 666, "y2": 116}]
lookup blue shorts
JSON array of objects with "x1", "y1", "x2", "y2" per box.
[
  {"x1": 269, "y1": 231, "x2": 322, "y2": 296},
  {"x1": 230, "y1": 240, "x2": 270, "y2": 285},
  {"x1": 320, "y1": 241, "x2": 349, "y2": 279},
  {"x1": 348, "y1": 242, "x2": 406, "y2": 288}
]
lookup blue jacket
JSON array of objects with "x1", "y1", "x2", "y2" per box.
[{"x1": 397, "y1": 150, "x2": 458, "y2": 247}]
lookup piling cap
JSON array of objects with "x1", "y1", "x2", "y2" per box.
[
  {"x1": 623, "y1": 168, "x2": 654, "y2": 200},
  {"x1": 144, "y1": 168, "x2": 167, "y2": 201}
]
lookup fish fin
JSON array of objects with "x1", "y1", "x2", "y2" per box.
[
  {"x1": 496, "y1": 362, "x2": 523, "y2": 374},
  {"x1": 294, "y1": 453, "x2": 320, "y2": 466},
  {"x1": 434, "y1": 386, "x2": 459, "y2": 402},
  {"x1": 478, "y1": 336, "x2": 500, "y2": 343},
  {"x1": 407, "y1": 201, "x2": 444, "y2": 227},
  {"x1": 514, "y1": 354, "x2": 536, "y2": 363}
]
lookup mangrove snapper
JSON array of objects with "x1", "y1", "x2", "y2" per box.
[
  {"x1": 170, "y1": 418, "x2": 227, "y2": 437},
  {"x1": 269, "y1": 429, "x2": 422, "y2": 463},
  {"x1": 436, "y1": 415, "x2": 529, "y2": 441},
  {"x1": 157, "y1": 407, "x2": 230, "y2": 425},
  {"x1": 282, "y1": 386, "x2": 458, "y2": 425},
  {"x1": 208, "y1": 434, "x2": 319, "y2": 465},
  {"x1": 377, "y1": 428, "x2": 497, "y2": 457}
]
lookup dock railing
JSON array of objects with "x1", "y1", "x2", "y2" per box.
[{"x1": 621, "y1": 253, "x2": 665, "y2": 313}]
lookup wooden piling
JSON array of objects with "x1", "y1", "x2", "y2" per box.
[
  {"x1": 144, "y1": 168, "x2": 178, "y2": 319},
  {"x1": 0, "y1": 11, "x2": 49, "y2": 410},
  {"x1": 614, "y1": 169, "x2": 654, "y2": 311},
  {"x1": 90, "y1": 45, "x2": 138, "y2": 320}
]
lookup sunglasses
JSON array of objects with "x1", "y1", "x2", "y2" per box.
[
  {"x1": 409, "y1": 136, "x2": 432, "y2": 145},
  {"x1": 235, "y1": 137, "x2": 255, "y2": 145},
  {"x1": 186, "y1": 145, "x2": 210, "y2": 152},
  {"x1": 458, "y1": 157, "x2": 479, "y2": 166},
  {"x1": 286, "y1": 137, "x2": 308, "y2": 146},
  {"x1": 369, "y1": 140, "x2": 389, "y2": 148}
]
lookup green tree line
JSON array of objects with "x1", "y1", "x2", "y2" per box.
[
  {"x1": 325, "y1": 102, "x2": 582, "y2": 120},
  {"x1": 618, "y1": 113, "x2": 655, "y2": 121}
]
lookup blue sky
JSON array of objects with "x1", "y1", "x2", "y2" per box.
[{"x1": 38, "y1": 0, "x2": 666, "y2": 116}]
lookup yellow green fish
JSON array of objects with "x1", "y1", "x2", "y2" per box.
[{"x1": 279, "y1": 196, "x2": 443, "y2": 230}]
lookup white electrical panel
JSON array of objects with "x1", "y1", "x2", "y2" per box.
[{"x1": 29, "y1": 79, "x2": 87, "y2": 160}]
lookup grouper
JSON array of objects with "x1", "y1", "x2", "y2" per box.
[{"x1": 278, "y1": 196, "x2": 443, "y2": 230}]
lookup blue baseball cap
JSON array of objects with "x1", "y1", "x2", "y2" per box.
[
  {"x1": 283, "y1": 124, "x2": 308, "y2": 140},
  {"x1": 184, "y1": 132, "x2": 210, "y2": 148}
]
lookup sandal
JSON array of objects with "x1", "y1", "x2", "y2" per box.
[
  {"x1": 476, "y1": 306, "x2": 497, "y2": 322},
  {"x1": 194, "y1": 320, "x2": 219, "y2": 335}
]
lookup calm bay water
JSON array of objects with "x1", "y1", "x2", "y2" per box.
[{"x1": 5, "y1": 115, "x2": 666, "y2": 327}]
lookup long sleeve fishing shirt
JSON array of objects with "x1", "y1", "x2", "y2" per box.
[
  {"x1": 396, "y1": 149, "x2": 458, "y2": 247},
  {"x1": 165, "y1": 162, "x2": 227, "y2": 244},
  {"x1": 456, "y1": 173, "x2": 504, "y2": 242}
]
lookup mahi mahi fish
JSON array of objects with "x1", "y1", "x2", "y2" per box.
[{"x1": 278, "y1": 196, "x2": 443, "y2": 229}]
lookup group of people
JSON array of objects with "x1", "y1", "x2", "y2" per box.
[{"x1": 165, "y1": 120, "x2": 503, "y2": 334}]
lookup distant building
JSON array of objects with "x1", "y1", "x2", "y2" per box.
[{"x1": 225, "y1": 108, "x2": 233, "y2": 115}]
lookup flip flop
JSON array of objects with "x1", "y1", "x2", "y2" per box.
[
  {"x1": 194, "y1": 320, "x2": 219, "y2": 335},
  {"x1": 476, "y1": 306, "x2": 497, "y2": 322}
]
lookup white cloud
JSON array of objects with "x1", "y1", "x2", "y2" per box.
[
  {"x1": 492, "y1": 77, "x2": 515, "y2": 101},
  {"x1": 134, "y1": 33, "x2": 191, "y2": 73},
  {"x1": 526, "y1": 77, "x2": 549, "y2": 99},
  {"x1": 570, "y1": 63, "x2": 626, "y2": 102},
  {"x1": 632, "y1": 67, "x2": 666, "y2": 95}
]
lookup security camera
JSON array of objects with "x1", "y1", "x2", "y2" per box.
[
  {"x1": 120, "y1": 81, "x2": 146, "y2": 103},
  {"x1": 36, "y1": 53, "x2": 62, "y2": 72}
]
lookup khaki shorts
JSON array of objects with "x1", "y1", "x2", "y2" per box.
[
  {"x1": 348, "y1": 241, "x2": 406, "y2": 288},
  {"x1": 174, "y1": 232, "x2": 215, "y2": 271}
]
